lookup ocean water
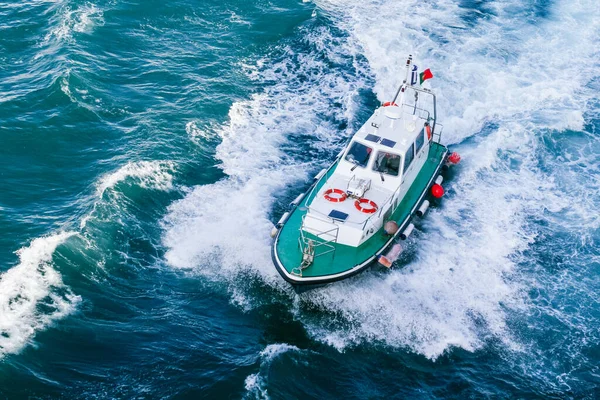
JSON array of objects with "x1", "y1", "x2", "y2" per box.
[{"x1": 1, "y1": 0, "x2": 599, "y2": 398}]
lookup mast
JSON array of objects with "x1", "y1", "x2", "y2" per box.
[
  {"x1": 391, "y1": 55, "x2": 412, "y2": 105},
  {"x1": 389, "y1": 55, "x2": 438, "y2": 140}
]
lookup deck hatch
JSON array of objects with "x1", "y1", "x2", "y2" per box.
[
  {"x1": 381, "y1": 138, "x2": 397, "y2": 148},
  {"x1": 328, "y1": 210, "x2": 349, "y2": 221},
  {"x1": 365, "y1": 134, "x2": 381, "y2": 143}
]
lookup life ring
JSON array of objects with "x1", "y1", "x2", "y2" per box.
[
  {"x1": 383, "y1": 101, "x2": 398, "y2": 107},
  {"x1": 324, "y1": 188, "x2": 347, "y2": 202},
  {"x1": 425, "y1": 123, "x2": 432, "y2": 140},
  {"x1": 355, "y1": 198, "x2": 378, "y2": 214}
]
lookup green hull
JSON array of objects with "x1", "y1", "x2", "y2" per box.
[{"x1": 272, "y1": 142, "x2": 448, "y2": 287}]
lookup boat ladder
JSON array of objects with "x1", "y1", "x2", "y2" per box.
[{"x1": 292, "y1": 215, "x2": 339, "y2": 277}]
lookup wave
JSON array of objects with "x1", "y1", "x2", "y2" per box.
[
  {"x1": 43, "y1": 2, "x2": 104, "y2": 45},
  {"x1": 162, "y1": 22, "x2": 368, "y2": 284},
  {"x1": 96, "y1": 161, "x2": 177, "y2": 198},
  {"x1": 0, "y1": 157, "x2": 178, "y2": 359},
  {"x1": 0, "y1": 232, "x2": 80, "y2": 359},
  {"x1": 243, "y1": 344, "x2": 301, "y2": 400},
  {"x1": 76, "y1": 160, "x2": 178, "y2": 236}
]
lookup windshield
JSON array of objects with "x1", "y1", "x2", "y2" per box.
[
  {"x1": 345, "y1": 141, "x2": 372, "y2": 168},
  {"x1": 373, "y1": 151, "x2": 401, "y2": 176}
]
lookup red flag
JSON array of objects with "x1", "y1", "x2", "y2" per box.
[{"x1": 419, "y1": 68, "x2": 433, "y2": 84}]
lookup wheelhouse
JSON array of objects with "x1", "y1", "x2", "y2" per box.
[{"x1": 340, "y1": 122, "x2": 429, "y2": 184}]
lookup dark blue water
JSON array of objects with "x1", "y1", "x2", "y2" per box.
[{"x1": 1, "y1": 0, "x2": 599, "y2": 398}]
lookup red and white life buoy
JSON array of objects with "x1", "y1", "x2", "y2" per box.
[
  {"x1": 425, "y1": 123, "x2": 432, "y2": 140},
  {"x1": 355, "y1": 198, "x2": 378, "y2": 214},
  {"x1": 383, "y1": 101, "x2": 398, "y2": 107},
  {"x1": 324, "y1": 188, "x2": 347, "y2": 202}
]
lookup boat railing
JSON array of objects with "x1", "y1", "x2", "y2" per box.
[
  {"x1": 293, "y1": 214, "x2": 339, "y2": 276},
  {"x1": 304, "y1": 160, "x2": 339, "y2": 206},
  {"x1": 304, "y1": 192, "x2": 390, "y2": 228},
  {"x1": 383, "y1": 185, "x2": 402, "y2": 216},
  {"x1": 432, "y1": 123, "x2": 443, "y2": 143},
  {"x1": 299, "y1": 214, "x2": 339, "y2": 242},
  {"x1": 400, "y1": 103, "x2": 430, "y2": 120}
]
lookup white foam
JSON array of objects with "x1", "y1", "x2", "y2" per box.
[
  {"x1": 293, "y1": 0, "x2": 600, "y2": 359},
  {"x1": 165, "y1": 0, "x2": 600, "y2": 360},
  {"x1": 96, "y1": 161, "x2": 176, "y2": 198},
  {"x1": 0, "y1": 232, "x2": 80, "y2": 359},
  {"x1": 244, "y1": 373, "x2": 269, "y2": 400},
  {"x1": 185, "y1": 120, "x2": 217, "y2": 145},
  {"x1": 163, "y1": 26, "x2": 367, "y2": 286},
  {"x1": 259, "y1": 343, "x2": 300, "y2": 362},
  {"x1": 317, "y1": 0, "x2": 598, "y2": 137},
  {"x1": 43, "y1": 2, "x2": 104, "y2": 44},
  {"x1": 243, "y1": 343, "x2": 300, "y2": 399}
]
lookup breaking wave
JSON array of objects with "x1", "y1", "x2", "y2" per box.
[
  {"x1": 243, "y1": 344, "x2": 301, "y2": 400},
  {"x1": 96, "y1": 160, "x2": 177, "y2": 198},
  {"x1": 0, "y1": 158, "x2": 177, "y2": 359},
  {"x1": 0, "y1": 233, "x2": 80, "y2": 359},
  {"x1": 43, "y1": 2, "x2": 104, "y2": 44}
]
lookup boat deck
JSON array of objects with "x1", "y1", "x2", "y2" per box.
[
  {"x1": 308, "y1": 175, "x2": 392, "y2": 225},
  {"x1": 274, "y1": 142, "x2": 447, "y2": 281}
]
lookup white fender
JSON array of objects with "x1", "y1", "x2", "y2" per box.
[
  {"x1": 416, "y1": 200, "x2": 430, "y2": 217},
  {"x1": 270, "y1": 226, "x2": 280, "y2": 238},
  {"x1": 277, "y1": 212, "x2": 290, "y2": 226},
  {"x1": 400, "y1": 223, "x2": 415, "y2": 240},
  {"x1": 314, "y1": 169, "x2": 326, "y2": 181},
  {"x1": 290, "y1": 193, "x2": 305, "y2": 206}
]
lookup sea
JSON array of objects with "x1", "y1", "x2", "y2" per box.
[{"x1": 0, "y1": 0, "x2": 599, "y2": 398}]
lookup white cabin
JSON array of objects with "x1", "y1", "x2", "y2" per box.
[{"x1": 302, "y1": 101, "x2": 432, "y2": 247}]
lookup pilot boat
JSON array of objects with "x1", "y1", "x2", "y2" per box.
[{"x1": 271, "y1": 56, "x2": 460, "y2": 291}]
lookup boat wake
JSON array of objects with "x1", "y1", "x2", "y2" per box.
[
  {"x1": 162, "y1": 24, "x2": 368, "y2": 288},
  {"x1": 164, "y1": 0, "x2": 600, "y2": 376}
]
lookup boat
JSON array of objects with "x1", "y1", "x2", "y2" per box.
[{"x1": 271, "y1": 55, "x2": 460, "y2": 291}]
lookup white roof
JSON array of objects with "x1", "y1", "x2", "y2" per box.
[{"x1": 354, "y1": 105, "x2": 427, "y2": 155}]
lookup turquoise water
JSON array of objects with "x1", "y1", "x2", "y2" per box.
[{"x1": 1, "y1": 0, "x2": 599, "y2": 398}]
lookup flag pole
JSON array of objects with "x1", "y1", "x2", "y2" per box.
[{"x1": 391, "y1": 55, "x2": 412, "y2": 105}]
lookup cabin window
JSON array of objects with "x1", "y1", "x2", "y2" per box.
[
  {"x1": 373, "y1": 151, "x2": 401, "y2": 176},
  {"x1": 415, "y1": 129, "x2": 425, "y2": 154},
  {"x1": 345, "y1": 141, "x2": 372, "y2": 168},
  {"x1": 403, "y1": 143, "x2": 415, "y2": 174}
]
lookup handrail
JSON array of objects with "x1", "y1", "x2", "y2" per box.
[
  {"x1": 297, "y1": 214, "x2": 339, "y2": 273},
  {"x1": 400, "y1": 103, "x2": 430, "y2": 120},
  {"x1": 304, "y1": 158, "x2": 339, "y2": 206},
  {"x1": 304, "y1": 188, "x2": 396, "y2": 229},
  {"x1": 432, "y1": 123, "x2": 443, "y2": 143}
]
